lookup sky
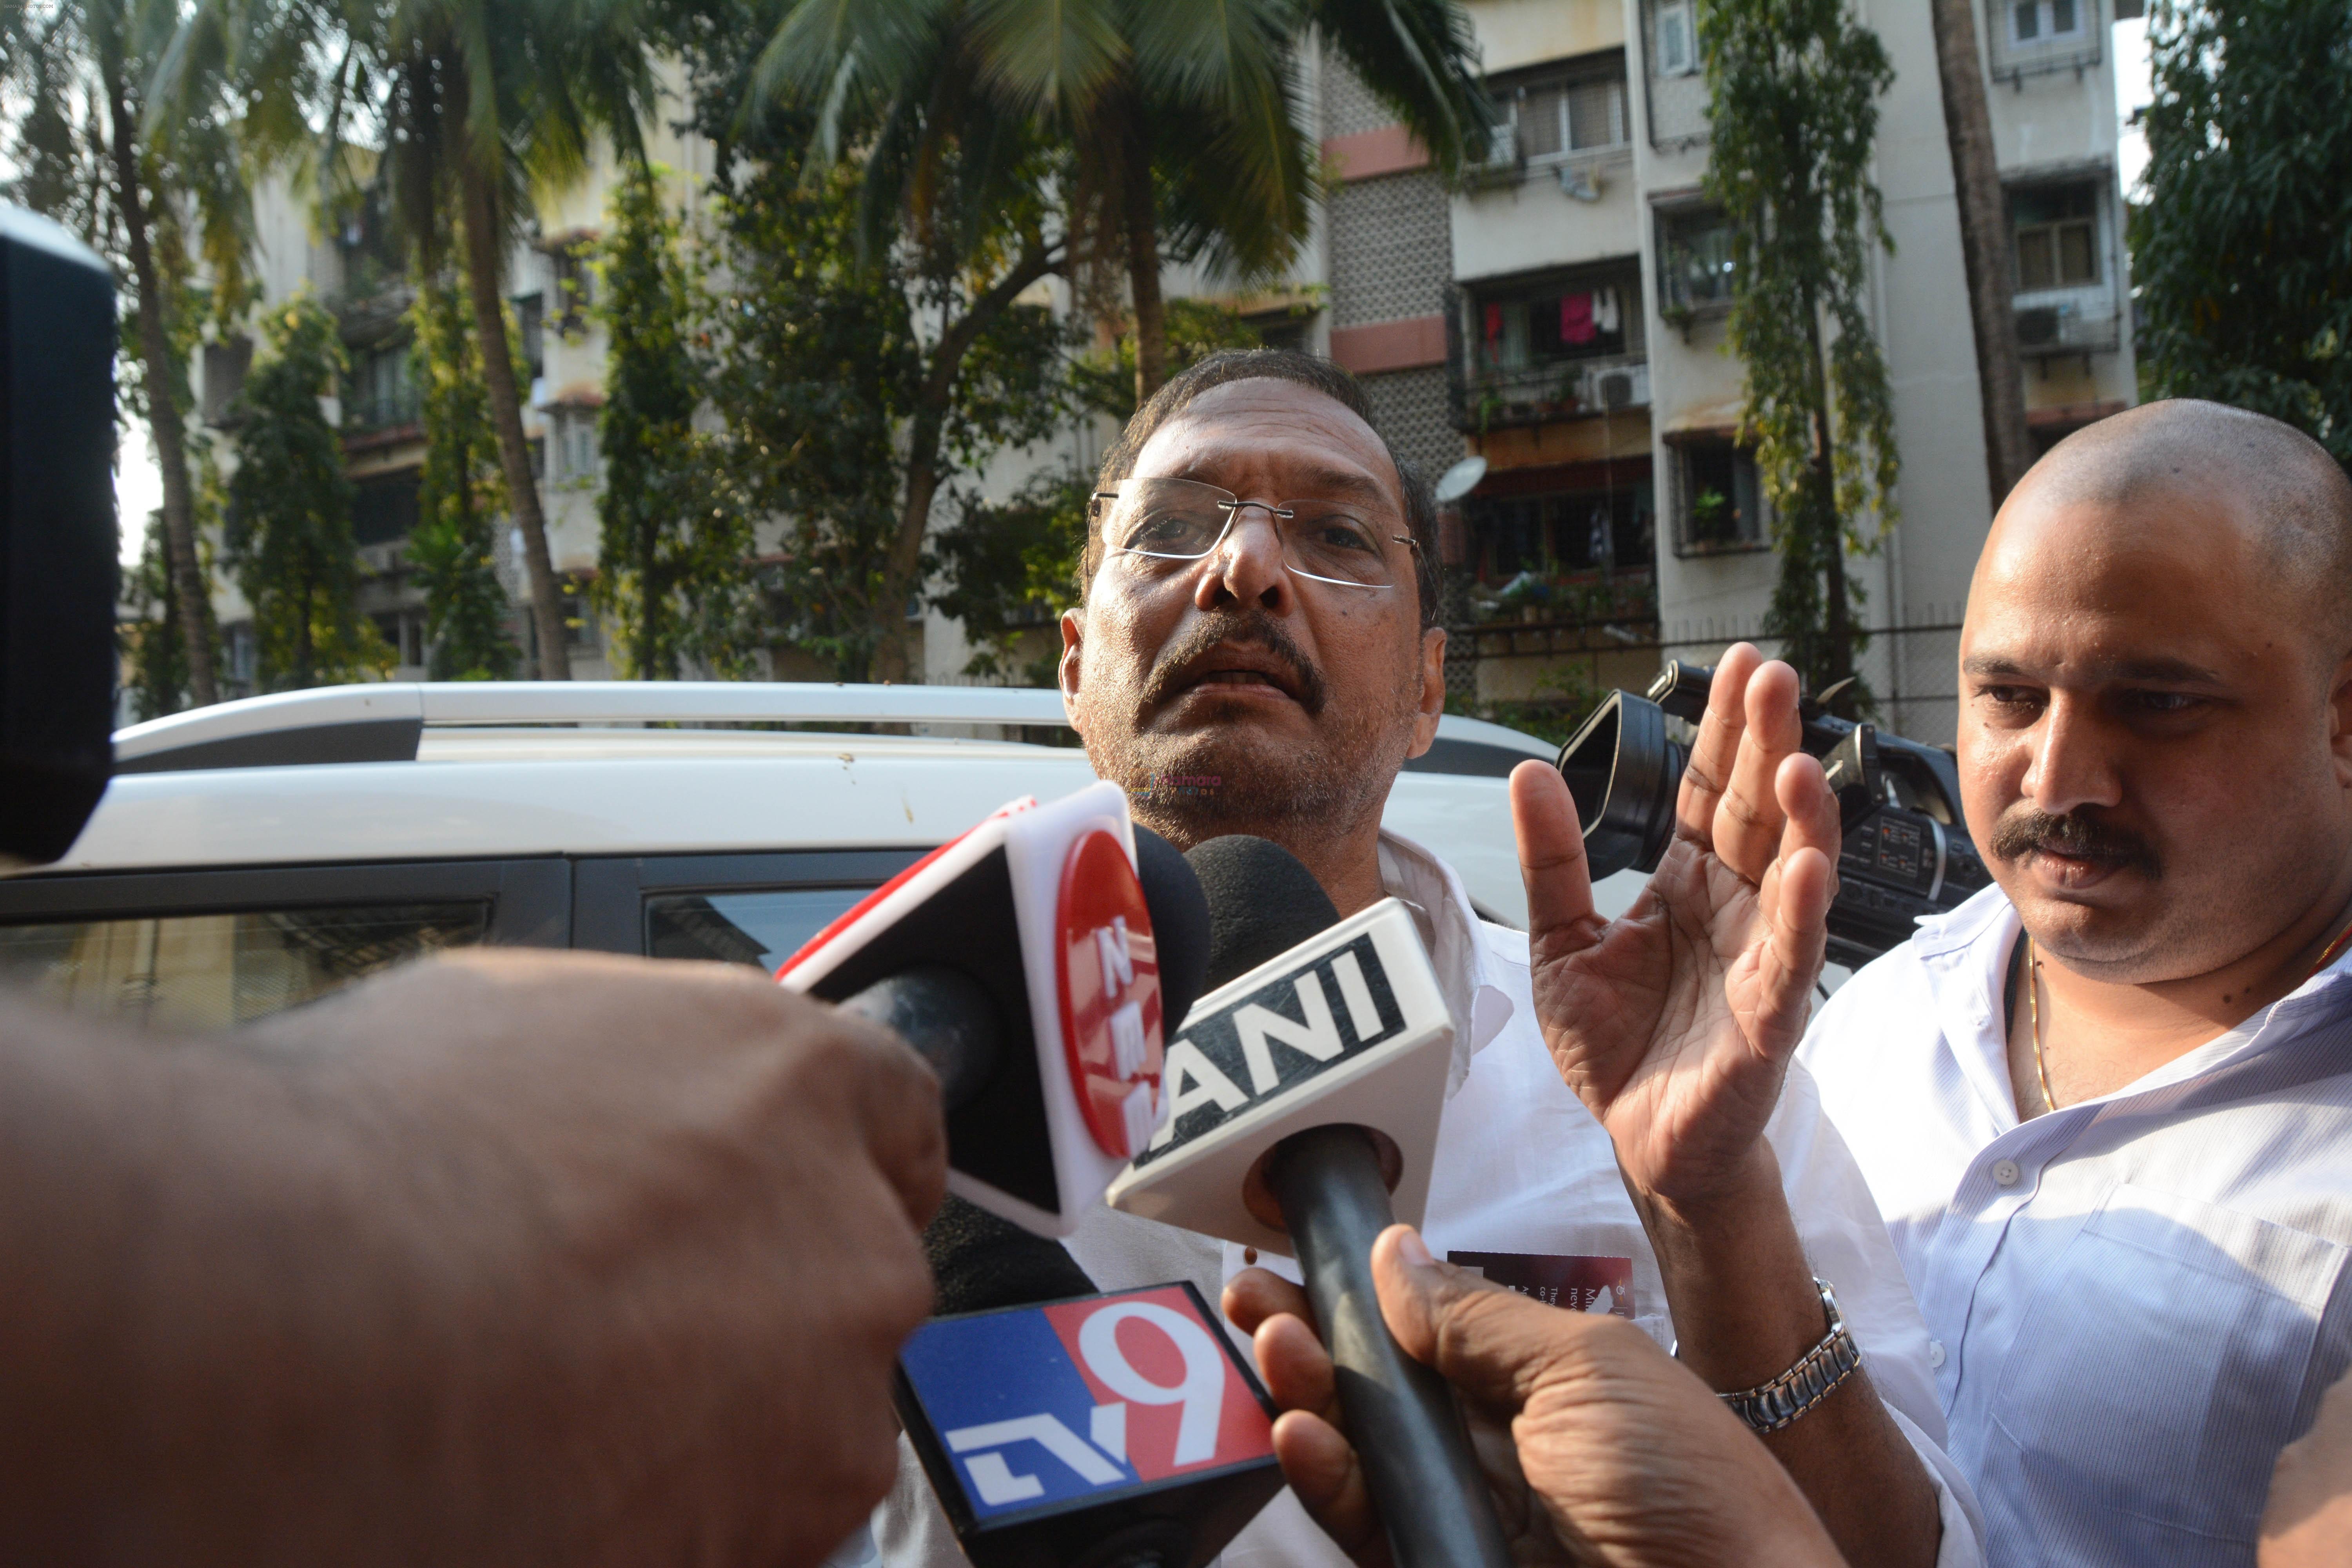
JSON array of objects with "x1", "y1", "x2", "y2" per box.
[{"x1": 105, "y1": 15, "x2": 2160, "y2": 568}]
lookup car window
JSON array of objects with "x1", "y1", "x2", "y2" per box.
[
  {"x1": 0, "y1": 902, "x2": 492, "y2": 1030},
  {"x1": 644, "y1": 887, "x2": 869, "y2": 971}
]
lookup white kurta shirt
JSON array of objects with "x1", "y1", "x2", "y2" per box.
[
  {"x1": 1798, "y1": 883, "x2": 2352, "y2": 1568},
  {"x1": 873, "y1": 830, "x2": 1985, "y2": 1568}
]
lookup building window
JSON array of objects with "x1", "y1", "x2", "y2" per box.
[
  {"x1": 373, "y1": 609, "x2": 428, "y2": 668},
  {"x1": 1474, "y1": 281, "x2": 1636, "y2": 374},
  {"x1": 201, "y1": 336, "x2": 252, "y2": 426},
  {"x1": 1672, "y1": 437, "x2": 1765, "y2": 555},
  {"x1": 1658, "y1": 207, "x2": 1737, "y2": 314},
  {"x1": 1654, "y1": 0, "x2": 1698, "y2": 77},
  {"x1": 552, "y1": 410, "x2": 601, "y2": 482},
  {"x1": 352, "y1": 469, "x2": 422, "y2": 547},
  {"x1": 2009, "y1": 0, "x2": 2082, "y2": 44},
  {"x1": 515, "y1": 293, "x2": 545, "y2": 381},
  {"x1": 2012, "y1": 182, "x2": 2100, "y2": 292},
  {"x1": 348, "y1": 339, "x2": 419, "y2": 430},
  {"x1": 1472, "y1": 482, "x2": 1655, "y2": 584},
  {"x1": 1497, "y1": 56, "x2": 1630, "y2": 163},
  {"x1": 551, "y1": 245, "x2": 594, "y2": 329}
]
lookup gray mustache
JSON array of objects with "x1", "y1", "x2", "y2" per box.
[{"x1": 1141, "y1": 612, "x2": 1328, "y2": 717}]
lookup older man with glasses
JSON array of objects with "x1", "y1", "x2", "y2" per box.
[{"x1": 869, "y1": 350, "x2": 1982, "y2": 1568}]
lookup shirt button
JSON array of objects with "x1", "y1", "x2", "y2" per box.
[
  {"x1": 1992, "y1": 1158, "x2": 2022, "y2": 1187},
  {"x1": 1928, "y1": 1340, "x2": 1947, "y2": 1369}
]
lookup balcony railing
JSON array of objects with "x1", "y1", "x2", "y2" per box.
[
  {"x1": 1451, "y1": 352, "x2": 1650, "y2": 433},
  {"x1": 2014, "y1": 298, "x2": 2121, "y2": 358},
  {"x1": 344, "y1": 388, "x2": 423, "y2": 433}
]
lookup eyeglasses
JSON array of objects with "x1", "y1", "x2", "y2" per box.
[{"x1": 1093, "y1": 477, "x2": 1419, "y2": 592}]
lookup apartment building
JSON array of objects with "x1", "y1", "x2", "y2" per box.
[
  {"x1": 190, "y1": 4, "x2": 2136, "y2": 726},
  {"x1": 1307, "y1": 0, "x2": 2138, "y2": 742},
  {"x1": 193, "y1": 96, "x2": 716, "y2": 688}
]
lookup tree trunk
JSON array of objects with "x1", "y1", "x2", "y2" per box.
[
  {"x1": 1930, "y1": 0, "x2": 2034, "y2": 508},
  {"x1": 459, "y1": 156, "x2": 571, "y2": 679},
  {"x1": 1118, "y1": 93, "x2": 1169, "y2": 406},
  {"x1": 105, "y1": 65, "x2": 218, "y2": 708},
  {"x1": 871, "y1": 243, "x2": 1062, "y2": 683}
]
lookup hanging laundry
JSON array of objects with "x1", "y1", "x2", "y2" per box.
[
  {"x1": 1592, "y1": 287, "x2": 1621, "y2": 335},
  {"x1": 1561, "y1": 292, "x2": 1597, "y2": 345},
  {"x1": 1484, "y1": 302, "x2": 1504, "y2": 343}
]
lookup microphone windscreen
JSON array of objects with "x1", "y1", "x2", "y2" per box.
[
  {"x1": 925, "y1": 1194, "x2": 1098, "y2": 1314},
  {"x1": 1184, "y1": 836, "x2": 1341, "y2": 993},
  {"x1": 1133, "y1": 824, "x2": 1210, "y2": 1036}
]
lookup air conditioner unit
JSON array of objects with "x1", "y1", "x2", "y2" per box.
[
  {"x1": 2015, "y1": 306, "x2": 2063, "y2": 349},
  {"x1": 1585, "y1": 364, "x2": 1649, "y2": 411}
]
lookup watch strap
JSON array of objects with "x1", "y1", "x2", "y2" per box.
[{"x1": 1717, "y1": 1278, "x2": 1863, "y2": 1436}]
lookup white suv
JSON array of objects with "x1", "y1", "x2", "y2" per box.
[{"x1": 0, "y1": 683, "x2": 1606, "y2": 1031}]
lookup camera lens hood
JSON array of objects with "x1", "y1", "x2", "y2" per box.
[{"x1": 1554, "y1": 690, "x2": 1683, "y2": 879}]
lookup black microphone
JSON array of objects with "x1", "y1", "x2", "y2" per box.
[{"x1": 1112, "y1": 836, "x2": 1511, "y2": 1568}]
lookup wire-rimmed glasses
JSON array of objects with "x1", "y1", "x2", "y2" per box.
[{"x1": 1093, "y1": 477, "x2": 1417, "y2": 591}]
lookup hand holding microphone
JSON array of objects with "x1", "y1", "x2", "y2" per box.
[{"x1": 1226, "y1": 1226, "x2": 1846, "y2": 1568}]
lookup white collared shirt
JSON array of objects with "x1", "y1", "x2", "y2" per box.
[
  {"x1": 875, "y1": 830, "x2": 1985, "y2": 1568},
  {"x1": 1799, "y1": 883, "x2": 2352, "y2": 1567}
]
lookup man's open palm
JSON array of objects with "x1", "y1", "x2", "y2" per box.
[{"x1": 1512, "y1": 646, "x2": 1839, "y2": 1206}]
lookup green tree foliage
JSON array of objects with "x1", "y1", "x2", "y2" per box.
[
  {"x1": 675, "y1": 20, "x2": 1069, "y2": 682},
  {"x1": 688, "y1": 142, "x2": 1066, "y2": 680},
  {"x1": 181, "y1": 0, "x2": 664, "y2": 679},
  {"x1": 1700, "y1": 0, "x2": 1900, "y2": 707},
  {"x1": 752, "y1": 0, "x2": 1488, "y2": 401},
  {"x1": 592, "y1": 162, "x2": 760, "y2": 679},
  {"x1": 406, "y1": 276, "x2": 521, "y2": 681},
  {"x1": 3, "y1": 0, "x2": 290, "y2": 705},
  {"x1": 223, "y1": 296, "x2": 392, "y2": 689},
  {"x1": 123, "y1": 523, "x2": 195, "y2": 719},
  {"x1": 2133, "y1": 1, "x2": 2352, "y2": 467}
]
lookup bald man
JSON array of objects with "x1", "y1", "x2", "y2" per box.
[{"x1": 1799, "y1": 399, "x2": 2352, "y2": 1568}]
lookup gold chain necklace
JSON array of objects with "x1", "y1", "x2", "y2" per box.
[
  {"x1": 2024, "y1": 934, "x2": 2057, "y2": 1113},
  {"x1": 2025, "y1": 907, "x2": 2352, "y2": 1117}
]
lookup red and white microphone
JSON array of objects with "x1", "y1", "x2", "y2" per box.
[{"x1": 779, "y1": 782, "x2": 1210, "y2": 1236}]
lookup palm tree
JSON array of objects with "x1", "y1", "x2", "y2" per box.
[
  {"x1": 1928, "y1": 0, "x2": 2032, "y2": 508},
  {"x1": 176, "y1": 0, "x2": 662, "y2": 677},
  {"x1": 5, "y1": 0, "x2": 269, "y2": 707},
  {"x1": 755, "y1": 0, "x2": 1493, "y2": 400}
]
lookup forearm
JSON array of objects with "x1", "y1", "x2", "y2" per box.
[
  {"x1": 1633, "y1": 1151, "x2": 1942, "y2": 1568},
  {"x1": 0, "y1": 997, "x2": 486, "y2": 1565}
]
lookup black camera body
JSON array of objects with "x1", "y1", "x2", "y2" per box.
[{"x1": 1557, "y1": 662, "x2": 1991, "y2": 969}]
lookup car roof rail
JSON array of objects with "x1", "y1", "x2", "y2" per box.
[
  {"x1": 109, "y1": 681, "x2": 1563, "y2": 779},
  {"x1": 112, "y1": 682, "x2": 1076, "y2": 774}
]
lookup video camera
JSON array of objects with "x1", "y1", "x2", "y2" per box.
[
  {"x1": 1557, "y1": 661, "x2": 1991, "y2": 968},
  {"x1": 0, "y1": 203, "x2": 121, "y2": 867}
]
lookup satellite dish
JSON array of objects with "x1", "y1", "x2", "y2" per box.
[{"x1": 1434, "y1": 456, "x2": 1488, "y2": 504}]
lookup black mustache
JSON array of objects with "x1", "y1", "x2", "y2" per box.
[
  {"x1": 1140, "y1": 611, "x2": 1328, "y2": 717},
  {"x1": 1988, "y1": 808, "x2": 2162, "y2": 880}
]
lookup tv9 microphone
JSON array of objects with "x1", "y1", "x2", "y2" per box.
[
  {"x1": 780, "y1": 782, "x2": 1210, "y2": 1236},
  {"x1": 891, "y1": 1197, "x2": 1284, "y2": 1568},
  {"x1": 1107, "y1": 837, "x2": 1511, "y2": 1568}
]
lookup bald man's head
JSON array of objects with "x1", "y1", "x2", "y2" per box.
[
  {"x1": 2004, "y1": 399, "x2": 2352, "y2": 657},
  {"x1": 1957, "y1": 397, "x2": 2352, "y2": 982}
]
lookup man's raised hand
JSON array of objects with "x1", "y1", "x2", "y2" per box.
[{"x1": 1508, "y1": 644, "x2": 1839, "y2": 1208}]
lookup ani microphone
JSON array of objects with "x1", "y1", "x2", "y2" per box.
[{"x1": 1107, "y1": 836, "x2": 1512, "y2": 1568}]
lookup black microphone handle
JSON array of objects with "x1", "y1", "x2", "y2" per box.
[
  {"x1": 1269, "y1": 1126, "x2": 1513, "y2": 1568},
  {"x1": 838, "y1": 965, "x2": 1001, "y2": 1111}
]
